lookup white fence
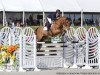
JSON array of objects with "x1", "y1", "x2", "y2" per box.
[
  {"x1": 64, "y1": 27, "x2": 100, "y2": 69},
  {"x1": 0, "y1": 26, "x2": 100, "y2": 71}
]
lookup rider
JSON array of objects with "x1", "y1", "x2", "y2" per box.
[{"x1": 44, "y1": 9, "x2": 61, "y2": 31}]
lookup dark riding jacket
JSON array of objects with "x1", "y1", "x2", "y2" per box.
[
  {"x1": 47, "y1": 12, "x2": 60, "y2": 21},
  {"x1": 45, "y1": 12, "x2": 60, "y2": 31}
]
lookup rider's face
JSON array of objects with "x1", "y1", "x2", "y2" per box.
[{"x1": 56, "y1": 12, "x2": 60, "y2": 17}]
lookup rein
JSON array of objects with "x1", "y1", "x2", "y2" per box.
[{"x1": 49, "y1": 29, "x2": 53, "y2": 36}]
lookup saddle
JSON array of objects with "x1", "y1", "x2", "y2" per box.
[
  {"x1": 44, "y1": 17, "x2": 52, "y2": 31},
  {"x1": 43, "y1": 26, "x2": 48, "y2": 30},
  {"x1": 43, "y1": 24, "x2": 52, "y2": 31}
]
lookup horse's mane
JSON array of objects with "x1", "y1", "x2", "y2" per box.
[{"x1": 53, "y1": 16, "x2": 67, "y2": 24}]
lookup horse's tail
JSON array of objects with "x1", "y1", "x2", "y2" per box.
[{"x1": 34, "y1": 27, "x2": 38, "y2": 35}]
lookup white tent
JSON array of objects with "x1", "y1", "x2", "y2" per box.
[
  {"x1": 0, "y1": 0, "x2": 4, "y2": 11},
  {"x1": 1, "y1": 0, "x2": 23, "y2": 11},
  {"x1": 1, "y1": 0, "x2": 100, "y2": 12},
  {"x1": 21, "y1": 0, "x2": 43, "y2": 12},
  {"x1": 39, "y1": 0, "x2": 81, "y2": 12},
  {"x1": 0, "y1": 0, "x2": 82, "y2": 12},
  {"x1": 77, "y1": 0, "x2": 100, "y2": 12},
  {"x1": 1, "y1": 0, "x2": 81, "y2": 12}
]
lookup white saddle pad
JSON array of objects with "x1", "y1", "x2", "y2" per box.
[
  {"x1": 47, "y1": 17, "x2": 52, "y2": 24},
  {"x1": 43, "y1": 26, "x2": 47, "y2": 30}
]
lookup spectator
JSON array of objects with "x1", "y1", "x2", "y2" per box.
[
  {"x1": 8, "y1": 18, "x2": 12, "y2": 27},
  {"x1": 11, "y1": 21, "x2": 15, "y2": 30},
  {"x1": 16, "y1": 22, "x2": 20, "y2": 27},
  {"x1": 29, "y1": 15, "x2": 33, "y2": 25}
]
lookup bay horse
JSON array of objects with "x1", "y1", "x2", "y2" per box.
[{"x1": 35, "y1": 16, "x2": 70, "y2": 42}]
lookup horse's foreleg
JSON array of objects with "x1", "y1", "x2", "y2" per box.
[
  {"x1": 60, "y1": 29, "x2": 66, "y2": 36},
  {"x1": 52, "y1": 29, "x2": 61, "y2": 36},
  {"x1": 37, "y1": 34, "x2": 43, "y2": 42}
]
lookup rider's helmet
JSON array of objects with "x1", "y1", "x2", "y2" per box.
[
  {"x1": 56, "y1": 9, "x2": 61, "y2": 14},
  {"x1": 56, "y1": 9, "x2": 61, "y2": 18}
]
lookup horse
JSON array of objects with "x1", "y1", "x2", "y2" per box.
[{"x1": 35, "y1": 16, "x2": 70, "y2": 42}]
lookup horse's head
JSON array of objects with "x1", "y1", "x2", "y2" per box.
[
  {"x1": 62, "y1": 17, "x2": 70, "y2": 30},
  {"x1": 54, "y1": 16, "x2": 70, "y2": 30}
]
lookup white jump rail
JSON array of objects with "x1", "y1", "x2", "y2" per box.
[
  {"x1": 12, "y1": 27, "x2": 23, "y2": 71},
  {"x1": 63, "y1": 27, "x2": 75, "y2": 68},
  {"x1": 0, "y1": 27, "x2": 12, "y2": 71},
  {"x1": 37, "y1": 42, "x2": 64, "y2": 69},
  {"x1": 75, "y1": 27, "x2": 87, "y2": 68},
  {"x1": 22, "y1": 27, "x2": 37, "y2": 71},
  {"x1": 88, "y1": 27, "x2": 99, "y2": 68}
]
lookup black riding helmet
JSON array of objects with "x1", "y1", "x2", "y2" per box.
[{"x1": 56, "y1": 9, "x2": 61, "y2": 14}]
